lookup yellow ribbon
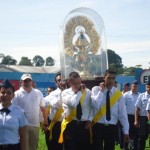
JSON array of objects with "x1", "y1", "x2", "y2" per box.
[
  {"x1": 48, "y1": 107, "x2": 63, "y2": 140},
  {"x1": 58, "y1": 90, "x2": 86, "y2": 143},
  {"x1": 47, "y1": 105, "x2": 51, "y2": 115},
  {"x1": 92, "y1": 90, "x2": 122, "y2": 124}
]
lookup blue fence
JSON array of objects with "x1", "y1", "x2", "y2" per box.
[
  {"x1": 0, "y1": 70, "x2": 147, "y2": 94},
  {"x1": 0, "y1": 72, "x2": 57, "y2": 96}
]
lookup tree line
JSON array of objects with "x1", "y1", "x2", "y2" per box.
[
  {"x1": 0, "y1": 54, "x2": 55, "y2": 67},
  {"x1": 0, "y1": 49, "x2": 143, "y2": 76}
]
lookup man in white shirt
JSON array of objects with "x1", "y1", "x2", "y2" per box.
[
  {"x1": 12, "y1": 73, "x2": 48, "y2": 150},
  {"x1": 91, "y1": 69, "x2": 129, "y2": 150},
  {"x1": 60, "y1": 71, "x2": 92, "y2": 150},
  {"x1": 117, "y1": 82, "x2": 131, "y2": 149},
  {"x1": 123, "y1": 80, "x2": 140, "y2": 150},
  {"x1": 44, "y1": 73, "x2": 64, "y2": 150},
  {"x1": 135, "y1": 80, "x2": 150, "y2": 150}
]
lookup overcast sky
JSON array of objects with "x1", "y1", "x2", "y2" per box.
[{"x1": 0, "y1": 0, "x2": 150, "y2": 68}]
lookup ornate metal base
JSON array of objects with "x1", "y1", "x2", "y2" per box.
[{"x1": 81, "y1": 76, "x2": 104, "y2": 90}]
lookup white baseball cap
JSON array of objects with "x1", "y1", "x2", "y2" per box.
[{"x1": 21, "y1": 73, "x2": 32, "y2": 81}]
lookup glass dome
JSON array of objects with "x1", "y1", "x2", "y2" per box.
[{"x1": 59, "y1": 7, "x2": 108, "y2": 80}]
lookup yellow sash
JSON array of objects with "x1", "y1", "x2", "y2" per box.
[
  {"x1": 48, "y1": 107, "x2": 63, "y2": 140},
  {"x1": 47, "y1": 105, "x2": 51, "y2": 115},
  {"x1": 58, "y1": 90, "x2": 86, "y2": 143},
  {"x1": 92, "y1": 90, "x2": 122, "y2": 124}
]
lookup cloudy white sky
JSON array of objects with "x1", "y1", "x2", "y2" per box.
[{"x1": 0, "y1": 0, "x2": 150, "y2": 68}]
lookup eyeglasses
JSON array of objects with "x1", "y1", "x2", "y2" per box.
[
  {"x1": 107, "y1": 77, "x2": 115, "y2": 80},
  {"x1": 24, "y1": 79, "x2": 32, "y2": 83},
  {"x1": 1, "y1": 91, "x2": 12, "y2": 95}
]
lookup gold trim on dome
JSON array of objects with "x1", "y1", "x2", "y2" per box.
[{"x1": 64, "y1": 15, "x2": 101, "y2": 56}]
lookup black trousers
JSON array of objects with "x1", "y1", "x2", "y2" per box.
[
  {"x1": 117, "y1": 115, "x2": 139, "y2": 150},
  {"x1": 0, "y1": 143, "x2": 20, "y2": 150},
  {"x1": 45, "y1": 121, "x2": 63, "y2": 150},
  {"x1": 92, "y1": 123, "x2": 118, "y2": 150},
  {"x1": 117, "y1": 121, "x2": 124, "y2": 149},
  {"x1": 138, "y1": 116, "x2": 149, "y2": 150},
  {"x1": 63, "y1": 120, "x2": 90, "y2": 150},
  {"x1": 127, "y1": 115, "x2": 139, "y2": 150},
  {"x1": 45, "y1": 117, "x2": 51, "y2": 148}
]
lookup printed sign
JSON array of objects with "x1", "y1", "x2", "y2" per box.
[{"x1": 140, "y1": 70, "x2": 150, "y2": 84}]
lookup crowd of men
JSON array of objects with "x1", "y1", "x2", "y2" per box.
[{"x1": 0, "y1": 69, "x2": 150, "y2": 150}]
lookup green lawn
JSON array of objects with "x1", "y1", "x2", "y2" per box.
[
  {"x1": 38, "y1": 130, "x2": 47, "y2": 150},
  {"x1": 38, "y1": 130, "x2": 150, "y2": 150}
]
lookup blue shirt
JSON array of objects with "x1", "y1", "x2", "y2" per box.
[
  {"x1": 123, "y1": 91, "x2": 140, "y2": 115},
  {"x1": 0, "y1": 104, "x2": 28, "y2": 144},
  {"x1": 136, "y1": 92, "x2": 150, "y2": 116}
]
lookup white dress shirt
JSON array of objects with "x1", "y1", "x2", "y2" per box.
[
  {"x1": 136, "y1": 92, "x2": 150, "y2": 116},
  {"x1": 44, "y1": 88, "x2": 63, "y2": 121},
  {"x1": 61, "y1": 88, "x2": 93, "y2": 121},
  {"x1": 91, "y1": 86, "x2": 129, "y2": 134}
]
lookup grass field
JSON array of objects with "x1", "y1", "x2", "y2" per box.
[
  {"x1": 38, "y1": 130, "x2": 150, "y2": 150},
  {"x1": 38, "y1": 130, "x2": 47, "y2": 150}
]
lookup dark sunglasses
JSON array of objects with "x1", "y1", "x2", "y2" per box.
[
  {"x1": 24, "y1": 79, "x2": 32, "y2": 83},
  {"x1": 56, "y1": 79, "x2": 61, "y2": 82}
]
